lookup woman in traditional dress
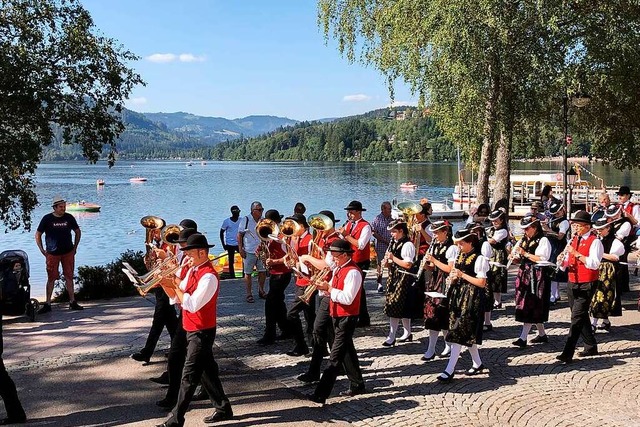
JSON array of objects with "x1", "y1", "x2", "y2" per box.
[
  {"x1": 487, "y1": 208, "x2": 509, "y2": 309},
  {"x1": 511, "y1": 215, "x2": 553, "y2": 347},
  {"x1": 422, "y1": 220, "x2": 457, "y2": 360},
  {"x1": 382, "y1": 220, "x2": 416, "y2": 346},
  {"x1": 590, "y1": 218, "x2": 623, "y2": 332},
  {"x1": 437, "y1": 228, "x2": 489, "y2": 382},
  {"x1": 467, "y1": 223, "x2": 495, "y2": 331}
]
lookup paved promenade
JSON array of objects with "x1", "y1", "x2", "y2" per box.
[{"x1": 3, "y1": 271, "x2": 640, "y2": 426}]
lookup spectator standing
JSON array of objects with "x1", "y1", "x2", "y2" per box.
[
  {"x1": 219, "y1": 205, "x2": 241, "y2": 279},
  {"x1": 371, "y1": 201, "x2": 393, "y2": 292},
  {"x1": 34, "y1": 195, "x2": 82, "y2": 312},
  {"x1": 237, "y1": 201, "x2": 267, "y2": 302}
]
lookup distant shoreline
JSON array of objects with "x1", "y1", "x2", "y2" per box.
[{"x1": 515, "y1": 156, "x2": 594, "y2": 163}]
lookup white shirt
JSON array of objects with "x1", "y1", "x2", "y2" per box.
[
  {"x1": 490, "y1": 228, "x2": 508, "y2": 243},
  {"x1": 238, "y1": 215, "x2": 262, "y2": 253},
  {"x1": 446, "y1": 245, "x2": 459, "y2": 263},
  {"x1": 607, "y1": 238, "x2": 625, "y2": 260},
  {"x1": 346, "y1": 219, "x2": 373, "y2": 251},
  {"x1": 474, "y1": 255, "x2": 490, "y2": 278},
  {"x1": 534, "y1": 237, "x2": 552, "y2": 262},
  {"x1": 179, "y1": 261, "x2": 219, "y2": 313},
  {"x1": 329, "y1": 260, "x2": 362, "y2": 306},
  {"x1": 400, "y1": 241, "x2": 416, "y2": 262},
  {"x1": 480, "y1": 241, "x2": 492, "y2": 258},
  {"x1": 622, "y1": 201, "x2": 640, "y2": 224},
  {"x1": 615, "y1": 220, "x2": 632, "y2": 240}
]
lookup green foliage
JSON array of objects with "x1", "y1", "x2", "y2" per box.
[
  {"x1": 0, "y1": 0, "x2": 144, "y2": 231},
  {"x1": 54, "y1": 250, "x2": 145, "y2": 302}
]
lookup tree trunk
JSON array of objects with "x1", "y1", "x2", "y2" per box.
[
  {"x1": 476, "y1": 67, "x2": 500, "y2": 205},
  {"x1": 493, "y1": 125, "x2": 512, "y2": 209}
]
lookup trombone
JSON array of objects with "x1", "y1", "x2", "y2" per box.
[{"x1": 122, "y1": 255, "x2": 181, "y2": 297}]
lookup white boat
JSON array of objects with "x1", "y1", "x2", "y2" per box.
[
  {"x1": 129, "y1": 177, "x2": 148, "y2": 183},
  {"x1": 393, "y1": 199, "x2": 466, "y2": 220}
]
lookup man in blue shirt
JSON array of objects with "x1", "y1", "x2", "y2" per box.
[{"x1": 219, "y1": 205, "x2": 241, "y2": 279}]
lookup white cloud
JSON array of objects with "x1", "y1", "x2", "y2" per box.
[
  {"x1": 146, "y1": 53, "x2": 177, "y2": 63},
  {"x1": 343, "y1": 94, "x2": 372, "y2": 102},
  {"x1": 128, "y1": 97, "x2": 148, "y2": 106},
  {"x1": 179, "y1": 53, "x2": 206, "y2": 62}
]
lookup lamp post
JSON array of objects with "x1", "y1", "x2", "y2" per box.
[
  {"x1": 562, "y1": 90, "x2": 591, "y2": 211},
  {"x1": 566, "y1": 167, "x2": 578, "y2": 215}
]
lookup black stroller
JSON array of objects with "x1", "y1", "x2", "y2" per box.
[{"x1": 0, "y1": 250, "x2": 39, "y2": 321}]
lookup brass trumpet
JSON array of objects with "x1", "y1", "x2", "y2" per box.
[
  {"x1": 299, "y1": 267, "x2": 331, "y2": 305},
  {"x1": 122, "y1": 255, "x2": 181, "y2": 296}
]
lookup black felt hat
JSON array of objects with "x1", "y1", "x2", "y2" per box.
[
  {"x1": 387, "y1": 219, "x2": 408, "y2": 232},
  {"x1": 319, "y1": 210, "x2": 340, "y2": 225},
  {"x1": 593, "y1": 218, "x2": 611, "y2": 230},
  {"x1": 549, "y1": 201, "x2": 564, "y2": 214},
  {"x1": 286, "y1": 213, "x2": 309, "y2": 228},
  {"x1": 518, "y1": 215, "x2": 540, "y2": 229},
  {"x1": 180, "y1": 233, "x2": 215, "y2": 251},
  {"x1": 176, "y1": 227, "x2": 198, "y2": 243},
  {"x1": 429, "y1": 220, "x2": 451, "y2": 233},
  {"x1": 264, "y1": 209, "x2": 284, "y2": 223},
  {"x1": 488, "y1": 208, "x2": 506, "y2": 221},
  {"x1": 604, "y1": 204, "x2": 622, "y2": 218},
  {"x1": 617, "y1": 186, "x2": 633, "y2": 196},
  {"x1": 344, "y1": 200, "x2": 366, "y2": 211},
  {"x1": 328, "y1": 239, "x2": 354, "y2": 253},
  {"x1": 453, "y1": 228, "x2": 476, "y2": 243},
  {"x1": 179, "y1": 218, "x2": 198, "y2": 231},
  {"x1": 569, "y1": 210, "x2": 592, "y2": 224}
]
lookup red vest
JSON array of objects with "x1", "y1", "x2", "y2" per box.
[
  {"x1": 177, "y1": 256, "x2": 191, "y2": 280},
  {"x1": 567, "y1": 233, "x2": 599, "y2": 283},
  {"x1": 182, "y1": 261, "x2": 219, "y2": 332},
  {"x1": 344, "y1": 219, "x2": 371, "y2": 263},
  {"x1": 318, "y1": 232, "x2": 340, "y2": 282},
  {"x1": 329, "y1": 260, "x2": 362, "y2": 317},
  {"x1": 295, "y1": 231, "x2": 313, "y2": 286},
  {"x1": 268, "y1": 240, "x2": 290, "y2": 275},
  {"x1": 623, "y1": 201, "x2": 635, "y2": 215}
]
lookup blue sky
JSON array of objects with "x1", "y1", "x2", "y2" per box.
[{"x1": 80, "y1": 0, "x2": 416, "y2": 121}]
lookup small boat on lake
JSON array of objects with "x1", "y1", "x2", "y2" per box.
[
  {"x1": 129, "y1": 177, "x2": 148, "y2": 183},
  {"x1": 400, "y1": 182, "x2": 418, "y2": 191},
  {"x1": 96, "y1": 179, "x2": 105, "y2": 186},
  {"x1": 66, "y1": 201, "x2": 101, "y2": 212}
]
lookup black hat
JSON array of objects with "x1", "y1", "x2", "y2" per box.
[
  {"x1": 593, "y1": 218, "x2": 611, "y2": 230},
  {"x1": 465, "y1": 222, "x2": 483, "y2": 231},
  {"x1": 569, "y1": 210, "x2": 592, "y2": 224},
  {"x1": 429, "y1": 220, "x2": 451, "y2": 233},
  {"x1": 179, "y1": 218, "x2": 198, "y2": 231},
  {"x1": 604, "y1": 204, "x2": 622, "y2": 218},
  {"x1": 387, "y1": 219, "x2": 408, "y2": 232},
  {"x1": 180, "y1": 233, "x2": 215, "y2": 251},
  {"x1": 488, "y1": 208, "x2": 505, "y2": 221},
  {"x1": 230, "y1": 205, "x2": 240, "y2": 213},
  {"x1": 318, "y1": 210, "x2": 340, "y2": 225},
  {"x1": 452, "y1": 228, "x2": 476, "y2": 243},
  {"x1": 286, "y1": 213, "x2": 309, "y2": 228},
  {"x1": 617, "y1": 186, "x2": 633, "y2": 196},
  {"x1": 264, "y1": 209, "x2": 284, "y2": 223},
  {"x1": 518, "y1": 215, "x2": 540, "y2": 229},
  {"x1": 176, "y1": 227, "x2": 198, "y2": 243},
  {"x1": 344, "y1": 200, "x2": 366, "y2": 211},
  {"x1": 420, "y1": 203, "x2": 432, "y2": 215},
  {"x1": 549, "y1": 201, "x2": 564, "y2": 214},
  {"x1": 327, "y1": 239, "x2": 354, "y2": 253}
]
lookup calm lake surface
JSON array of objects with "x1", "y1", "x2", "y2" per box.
[{"x1": 3, "y1": 159, "x2": 639, "y2": 298}]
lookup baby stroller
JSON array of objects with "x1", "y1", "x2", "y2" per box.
[{"x1": 0, "y1": 250, "x2": 39, "y2": 321}]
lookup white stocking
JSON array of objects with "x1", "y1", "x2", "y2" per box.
[
  {"x1": 520, "y1": 323, "x2": 532, "y2": 341},
  {"x1": 444, "y1": 343, "x2": 462, "y2": 375},
  {"x1": 425, "y1": 330, "x2": 439, "y2": 358},
  {"x1": 484, "y1": 311, "x2": 492, "y2": 325},
  {"x1": 400, "y1": 318, "x2": 412, "y2": 339},
  {"x1": 468, "y1": 344, "x2": 483, "y2": 368},
  {"x1": 551, "y1": 281, "x2": 559, "y2": 299},
  {"x1": 536, "y1": 323, "x2": 546, "y2": 336},
  {"x1": 388, "y1": 317, "x2": 399, "y2": 341}
]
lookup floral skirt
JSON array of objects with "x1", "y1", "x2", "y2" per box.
[
  {"x1": 514, "y1": 263, "x2": 552, "y2": 324},
  {"x1": 590, "y1": 262, "x2": 622, "y2": 318},
  {"x1": 424, "y1": 269, "x2": 449, "y2": 331},
  {"x1": 446, "y1": 281, "x2": 484, "y2": 347}
]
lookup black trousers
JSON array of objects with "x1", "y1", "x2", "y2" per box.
[
  {"x1": 165, "y1": 314, "x2": 187, "y2": 402},
  {"x1": 562, "y1": 281, "x2": 597, "y2": 357},
  {"x1": 286, "y1": 285, "x2": 316, "y2": 353},
  {"x1": 140, "y1": 289, "x2": 178, "y2": 358},
  {"x1": 0, "y1": 314, "x2": 25, "y2": 421},
  {"x1": 264, "y1": 272, "x2": 292, "y2": 339},
  {"x1": 313, "y1": 315, "x2": 364, "y2": 401},
  {"x1": 307, "y1": 295, "x2": 335, "y2": 378},
  {"x1": 226, "y1": 245, "x2": 239, "y2": 277},
  {"x1": 167, "y1": 327, "x2": 231, "y2": 427},
  {"x1": 356, "y1": 260, "x2": 370, "y2": 326}
]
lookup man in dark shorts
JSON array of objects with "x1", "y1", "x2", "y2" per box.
[{"x1": 34, "y1": 195, "x2": 82, "y2": 312}]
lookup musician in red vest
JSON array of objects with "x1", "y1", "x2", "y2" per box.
[
  {"x1": 617, "y1": 186, "x2": 640, "y2": 225},
  {"x1": 309, "y1": 239, "x2": 366, "y2": 404},
  {"x1": 556, "y1": 211, "x2": 603, "y2": 364},
  {"x1": 339, "y1": 200, "x2": 372, "y2": 327},
  {"x1": 158, "y1": 233, "x2": 232, "y2": 427},
  {"x1": 285, "y1": 213, "x2": 315, "y2": 356}
]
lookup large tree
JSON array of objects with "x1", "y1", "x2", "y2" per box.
[{"x1": 0, "y1": 0, "x2": 143, "y2": 230}]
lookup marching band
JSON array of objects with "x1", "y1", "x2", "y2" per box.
[{"x1": 124, "y1": 186, "x2": 640, "y2": 422}]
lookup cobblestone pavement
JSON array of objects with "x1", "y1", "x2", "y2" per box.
[{"x1": 3, "y1": 270, "x2": 640, "y2": 426}]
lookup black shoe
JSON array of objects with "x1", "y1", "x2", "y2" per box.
[
  {"x1": 436, "y1": 371, "x2": 455, "y2": 382},
  {"x1": 530, "y1": 334, "x2": 548, "y2": 344},
  {"x1": 512, "y1": 338, "x2": 527, "y2": 348},
  {"x1": 397, "y1": 334, "x2": 413, "y2": 343},
  {"x1": 308, "y1": 394, "x2": 326, "y2": 405},
  {"x1": 257, "y1": 336, "x2": 276, "y2": 345},
  {"x1": 150, "y1": 371, "x2": 170, "y2": 385},
  {"x1": 597, "y1": 322, "x2": 611, "y2": 332},
  {"x1": 421, "y1": 353, "x2": 436, "y2": 362},
  {"x1": 286, "y1": 347, "x2": 308, "y2": 357},
  {"x1": 439, "y1": 349, "x2": 451, "y2": 358},
  {"x1": 493, "y1": 302, "x2": 502, "y2": 310},
  {"x1": 203, "y1": 410, "x2": 233, "y2": 423},
  {"x1": 339, "y1": 387, "x2": 366, "y2": 397},
  {"x1": 0, "y1": 416, "x2": 26, "y2": 425},
  {"x1": 155, "y1": 398, "x2": 176, "y2": 409},
  {"x1": 578, "y1": 348, "x2": 598, "y2": 357},
  {"x1": 465, "y1": 364, "x2": 486, "y2": 376},
  {"x1": 357, "y1": 320, "x2": 370, "y2": 327},
  {"x1": 556, "y1": 354, "x2": 573, "y2": 364},
  {"x1": 69, "y1": 301, "x2": 84, "y2": 310},
  {"x1": 382, "y1": 338, "x2": 396, "y2": 347},
  {"x1": 297, "y1": 372, "x2": 320, "y2": 383},
  {"x1": 130, "y1": 352, "x2": 151, "y2": 363},
  {"x1": 37, "y1": 303, "x2": 51, "y2": 314},
  {"x1": 483, "y1": 324, "x2": 493, "y2": 332}
]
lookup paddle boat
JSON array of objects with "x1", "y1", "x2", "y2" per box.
[
  {"x1": 66, "y1": 201, "x2": 101, "y2": 212},
  {"x1": 400, "y1": 182, "x2": 418, "y2": 191},
  {"x1": 96, "y1": 179, "x2": 105, "y2": 186},
  {"x1": 129, "y1": 177, "x2": 148, "y2": 183}
]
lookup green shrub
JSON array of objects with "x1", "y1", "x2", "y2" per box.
[{"x1": 54, "y1": 250, "x2": 147, "y2": 301}]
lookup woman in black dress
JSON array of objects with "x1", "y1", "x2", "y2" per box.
[{"x1": 437, "y1": 229, "x2": 489, "y2": 382}]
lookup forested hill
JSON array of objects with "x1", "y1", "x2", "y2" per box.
[{"x1": 208, "y1": 107, "x2": 458, "y2": 162}]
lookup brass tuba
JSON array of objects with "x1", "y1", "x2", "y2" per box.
[
  {"x1": 255, "y1": 218, "x2": 279, "y2": 263},
  {"x1": 397, "y1": 201, "x2": 423, "y2": 260},
  {"x1": 140, "y1": 215, "x2": 166, "y2": 269},
  {"x1": 280, "y1": 218, "x2": 302, "y2": 269},
  {"x1": 161, "y1": 224, "x2": 183, "y2": 245},
  {"x1": 308, "y1": 213, "x2": 333, "y2": 259}
]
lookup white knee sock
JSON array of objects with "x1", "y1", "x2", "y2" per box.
[
  {"x1": 425, "y1": 330, "x2": 439, "y2": 357},
  {"x1": 551, "y1": 281, "x2": 559, "y2": 299},
  {"x1": 536, "y1": 323, "x2": 546, "y2": 336},
  {"x1": 444, "y1": 343, "x2": 462, "y2": 374},
  {"x1": 400, "y1": 318, "x2": 412, "y2": 339},
  {"x1": 493, "y1": 292, "x2": 501, "y2": 304},
  {"x1": 520, "y1": 323, "x2": 532, "y2": 341},
  {"x1": 484, "y1": 311, "x2": 492, "y2": 325},
  {"x1": 591, "y1": 317, "x2": 598, "y2": 327},
  {"x1": 388, "y1": 317, "x2": 399, "y2": 341},
  {"x1": 468, "y1": 344, "x2": 483, "y2": 368},
  {"x1": 442, "y1": 331, "x2": 451, "y2": 354}
]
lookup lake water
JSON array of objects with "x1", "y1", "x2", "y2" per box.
[{"x1": 2, "y1": 159, "x2": 638, "y2": 298}]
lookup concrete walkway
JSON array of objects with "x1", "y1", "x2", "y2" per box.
[{"x1": 3, "y1": 270, "x2": 640, "y2": 426}]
